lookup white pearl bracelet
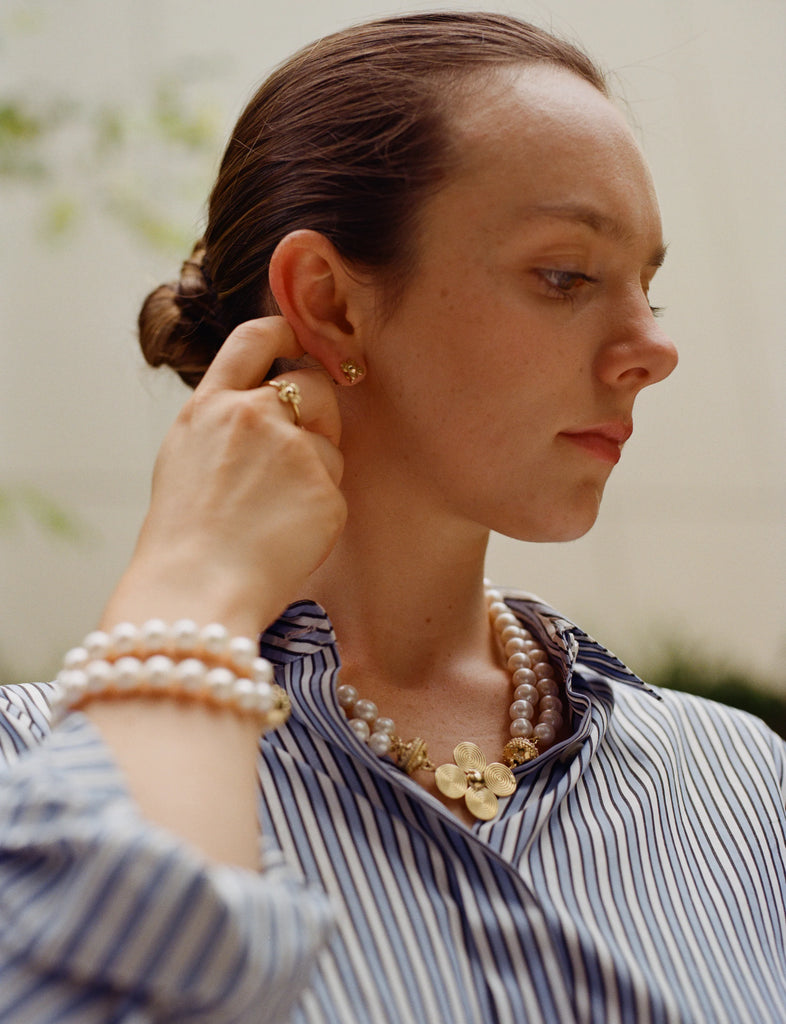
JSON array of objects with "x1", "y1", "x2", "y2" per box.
[{"x1": 54, "y1": 619, "x2": 290, "y2": 728}]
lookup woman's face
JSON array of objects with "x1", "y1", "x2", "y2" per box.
[{"x1": 348, "y1": 65, "x2": 678, "y2": 543}]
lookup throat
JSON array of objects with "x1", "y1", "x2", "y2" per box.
[{"x1": 335, "y1": 586, "x2": 568, "y2": 824}]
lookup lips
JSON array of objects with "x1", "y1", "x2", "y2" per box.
[{"x1": 560, "y1": 421, "x2": 633, "y2": 465}]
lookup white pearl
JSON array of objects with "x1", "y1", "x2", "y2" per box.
[
  {"x1": 504, "y1": 637, "x2": 527, "y2": 657},
  {"x1": 114, "y1": 656, "x2": 143, "y2": 690},
  {"x1": 510, "y1": 699, "x2": 535, "y2": 721},
  {"x1": 111, "y1": 623, "x2": 139, "y2": 655},
  {"x1": 201, "y1": 623, "x2": 229, "y2": 656},
  {"x1": 533, "y1": 722, "x2": 556, "y2": 745},
  {"x1": 146, "y1": 655, "x2": 175, "y2": 689},
  {"x1": 63, "y1": 646, "x2": 89, "y2": 670},
  {"x1": 540, "y1": 694, "x2": 562, "y2": 712},
  {"x1": 83, "y1": 631, "x2": 112, "y2": 659},
  {"x1": 336, "y1": 684, "x2": 358, "y2": 709},
  {"x1": 253, "y1": 681, "x2": 274, "y2": 712},
  {"x1": 353, "y1": 698, "x2": 378, "y2": 723},
  {"x1": 174, "y1": 658, "x2": 207, "y2": 692},
  {"x1": 537, "y1": 678, "x2": 560, "y2": 698},
  {"x1": 529, "y1": 649, "x2": 547, "y2": 665},
  {"x1": 510, "y1": 717, "x2": 534, "y2": 738},
  {"x1": 172, "y1": 619, "x2": 199, "y2": 652},
  {"x1": 251, "y1": 657, "x2": 274, "y2": 685},
  {"x1": 368, "y1": 731, "x2": 392, "y2": 756},
  {"x1": 140, "y1": 619, "x2": 170, "y2": 654},
  {"x1": 228, "y1": 636, "x2": 257, "y2": 671},
  {"x1": 59, "y1": 668, "x2": 88, "y2": 701},
  {"x1": 233, "y1": 677, "x2": 257, "y2": 710},
  {"x1": 539, "y1": 709, "x2": 563, "y2": 730},
  {"x1": 349, "y1": 718, "x2": 370, "y2": 741},
  {"x1": 534, "y1": 661, "x2": 555, "y2": 679},
  {"x1": 206, "y1": 666, "x2": 234, "y2": 701},
  {"x1": 507, "y1": 652, "x2": 532, "y2": 672},
  {"x1": 514, "y1": 683, "x2": 539, "y2": 704},
  {"x1": 493, "y1": 611, "x2": 518, "y2": 632},
  {"x1": 373, "y1": 716, "x2": 395, "y2": 735},
  {"x1": 85, "y1": 659, "x2": 114, "y2": 692},
  {"x1": 500, "y1": 625, "x2": 521, "y2": 643},
  {"x1": 513, "y1": 667, "x2": 537, "y2": 687},
  {"x1": 487, "y1": 600, "x2": 509, "y2": 619}
]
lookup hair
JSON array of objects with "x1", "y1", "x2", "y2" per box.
[{"x1": 138, "y1": 11, "x2": 607, "y2": 388}]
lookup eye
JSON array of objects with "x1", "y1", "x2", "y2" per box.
[
  {"x1": 537, "y1": 269, "x2": 595, "y2": 299},
  {"x1": 649, "y1": 304, "x2": 665, "y2": 318}
]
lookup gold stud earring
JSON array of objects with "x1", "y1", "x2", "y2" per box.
[{"x1": 340, "y1": 359, "x2": 365, "y2": 385}]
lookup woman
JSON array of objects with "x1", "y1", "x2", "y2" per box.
[{"x1": 1, "y1": 12, "x2": 784, "y2": 1024}]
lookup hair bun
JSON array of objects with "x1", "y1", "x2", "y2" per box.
[{"x1": 138, "y1": 240, "x2": 227, "y2": 388}]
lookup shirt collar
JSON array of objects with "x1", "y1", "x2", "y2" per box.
[
  {"x1": 499, "y1": 588, "x2": 658, "y2": 698},
  {"x1": 258, "y1": 589, "x2": 656, "y2": 710}
]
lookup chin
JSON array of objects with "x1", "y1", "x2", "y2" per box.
[{"x1": 497, "y1": 490, "x2": 604, "y2": 544}]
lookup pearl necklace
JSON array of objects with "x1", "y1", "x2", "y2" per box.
[{"x1": 336, "y1": 586, "x2": 565, "y2": 821}]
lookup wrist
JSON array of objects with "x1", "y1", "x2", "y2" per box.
[
  {"x1": 56, "y1": 618, "x2": 290, "y2": 731},
  {"x1": 101, "y1": 555, "x2": 286, "y2": 640}
]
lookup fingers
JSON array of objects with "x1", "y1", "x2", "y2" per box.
[
  {"x1": 199, "y1": 317, "x2": 303, "y2": 393},
  {"x1": 192, "y1": 315, "x2": 343, "y2": 448},
  {"x1": 305, "y1": 431, "x2": 344, "y2": 487},
  {"x1": 269, "y1": 368, "x2": 342, "y2": 448}
]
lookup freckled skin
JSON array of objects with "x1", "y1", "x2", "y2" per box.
[{"x1": 340, "y1": 65, "x2": 677, "y2": 544}]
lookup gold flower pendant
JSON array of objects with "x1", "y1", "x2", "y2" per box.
[{"x1": 434, "y1": 741, "x2": 516, "y2": 821}]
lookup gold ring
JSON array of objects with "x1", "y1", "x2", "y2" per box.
[{"x1": 266, "y1": 379, "x2": 302, "y2": 427}]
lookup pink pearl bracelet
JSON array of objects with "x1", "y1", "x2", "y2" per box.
[{"x1": 54, "y1": 619, "x2": 290, "y2": 728}]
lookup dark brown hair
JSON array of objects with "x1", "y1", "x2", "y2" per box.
[{"x1": 139, "y1": 12, "x2": 607, "y2": 387}]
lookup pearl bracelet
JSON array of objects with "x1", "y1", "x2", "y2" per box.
[{"x1": 54, "y1": 619, "x2": 290, "y2": 728}]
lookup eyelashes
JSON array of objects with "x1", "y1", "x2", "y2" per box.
[
  {"x1": 538, "y1": 269, "x2": 665, "y2": 318},
  {"x1": 538, "y1": 269, "x2": 594, "y2": 297}
]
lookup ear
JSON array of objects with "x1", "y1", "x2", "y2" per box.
[{"x1": 268, "y1": 230, "x2": 369, "y2": 385}]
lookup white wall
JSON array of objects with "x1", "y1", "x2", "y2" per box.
[{"x1": 1, "y1": 0, "x2": 783, "y2": 686}]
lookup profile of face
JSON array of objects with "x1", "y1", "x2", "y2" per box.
[{"x1": 342, "y1": 65, "x2": 678, "y2": 544}]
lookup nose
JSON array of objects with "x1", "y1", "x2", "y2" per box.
[{"x1": 594, "y1": 305, "x2": 678, "y2": 392}]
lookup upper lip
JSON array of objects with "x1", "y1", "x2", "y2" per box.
[{"x1": 561, "y1": 420, "x2": 633, "y2": 445}]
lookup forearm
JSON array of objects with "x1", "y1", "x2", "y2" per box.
[
  {"x1": 85, "y1": 699, "x2": 263, "y2": 869},
  {"x1": 0, "y1": 711, "x2": 334, "y2": 1023}
]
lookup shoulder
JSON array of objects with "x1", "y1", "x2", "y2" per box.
[
  {"x1": 494, "y1": 584, "x2": 786, "y2": 798},
  {"x1": 611, "y1": 680, "x2": 786, "y2": 780},
  {"x1": 0, "y1": 682, "x2": 57, "y2": 766}
]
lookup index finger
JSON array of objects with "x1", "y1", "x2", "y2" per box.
[{"x1": 198, "y1": 317, "x2": 305, "y2": 393}]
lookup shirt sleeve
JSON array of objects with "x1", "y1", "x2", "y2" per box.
[{"x1": 0, "y1": 706, "x2": 335, "y2": 1024}]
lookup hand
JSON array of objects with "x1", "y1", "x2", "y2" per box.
[{"x1": 102, "y1": 317, "x2": 346, "y2": 636}]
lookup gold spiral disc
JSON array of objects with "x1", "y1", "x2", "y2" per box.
[
  {"x1": 465, "y1": 787, "x2": 499, "y2": 820},
  {"x1": 435, "y1": 763, "x2": 468, "y2": 799},
  {"x1": 483, "y1": 762, "x2": 516, "y2": 797},
  {"x1": 453, "y1": 742, "x2": 486, "y2": 772}
]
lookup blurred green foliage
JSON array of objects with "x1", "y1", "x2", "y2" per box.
[
  {"x1": 0, "y1": 484, "x2": 88, "y2": 541},
  {"x1": 646, "y1": 648, "x2": 786, "y2": 739},
  {"x1": 0, "y1": 74, "x2": 222, "y2": 251},
  {"x1": 1, "y1": 14, "x2": 224, "y2": 548}
]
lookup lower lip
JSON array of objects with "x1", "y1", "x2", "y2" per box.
[{"x1": 561, "y1": 432, "x2": 622, "y2": 465}]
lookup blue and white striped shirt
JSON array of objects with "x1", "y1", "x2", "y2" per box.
[{"x1": 1, "y1": 590, "x2": 785, "y2": 1022}]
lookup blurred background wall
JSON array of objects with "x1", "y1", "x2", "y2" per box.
[{"x1": 1, "y1": 0, "x2": 783, "y2": 689}]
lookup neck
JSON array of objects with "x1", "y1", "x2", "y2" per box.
[{"x1": 304, "y1": 470, "x2": 496, "y2": 689}]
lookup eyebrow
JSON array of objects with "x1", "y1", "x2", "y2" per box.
[{"x1": 517, "y1": 202, "x2": 668, "y2": 268}]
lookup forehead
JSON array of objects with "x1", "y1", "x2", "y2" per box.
[{"x1": 439, "y1": 65, "x2": 662, "y2": 248}]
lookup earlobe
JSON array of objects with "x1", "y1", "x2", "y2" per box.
[{"x1": 269, "y1": 230, "x2": 367, "y2": 385}]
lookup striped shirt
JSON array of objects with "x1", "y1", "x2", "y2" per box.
[{"x1": 1, "y1": 590, "x2": 784, "y2": 1022}]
